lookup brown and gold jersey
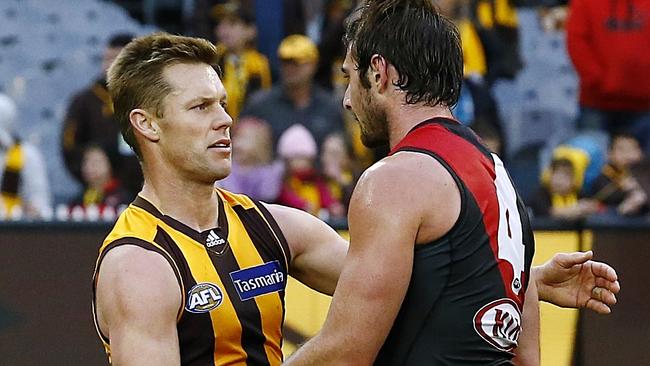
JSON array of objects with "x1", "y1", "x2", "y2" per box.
[{"x1": 92, "y1": 189, "x2": 291, "y2": 365}]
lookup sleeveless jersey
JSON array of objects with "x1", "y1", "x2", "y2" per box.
[
  {"x1": 375, "y1": 118, "x2": 535, "y2": 365},
  {"x1": 92, "y1": 189, "x2": 291, "y2": 366}
]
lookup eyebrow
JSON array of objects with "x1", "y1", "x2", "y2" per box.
[{"x1": 185, "y1": 95, "x2": 224, "y2": 107}]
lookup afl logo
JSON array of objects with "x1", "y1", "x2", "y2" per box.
[
  {"x1": 185, "y1": 283, "x2": 223, "y2": 313},
  {"x1": 473, "y1": 298, "x2": 522, "y2": 351}
]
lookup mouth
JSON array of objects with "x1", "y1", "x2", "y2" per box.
[{"x1": 208, "y1": 138, "x2": 231, "y2": 152}]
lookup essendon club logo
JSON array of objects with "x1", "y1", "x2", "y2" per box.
[{"x1": 473, "y1": 298, "x2": 522, "y2": 351}]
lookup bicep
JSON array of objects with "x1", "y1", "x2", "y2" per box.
[
  {"x1": 96, "y1": 246, "x2": 182, "y2": 366},
  {"x1": 264, "y1": 203, "x2": 348, "y2": 295},
  {"x1": 315, "y1": 172, "x2": 421, "y2": 363}
]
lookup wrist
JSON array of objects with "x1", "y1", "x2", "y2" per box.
[{"x1": 531, "y1": 266, "x2": 549, "y2": 302}]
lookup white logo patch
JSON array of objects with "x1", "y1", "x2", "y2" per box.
[
  {"x1": 473, "y1": 298, "x2": 522, "y2": 351},
  {"x1": 206, "y1": 230, "x2": 225, "y2": 248},
  {"x1": 185, "y1": 283, "x2": 223, "y2": 313}
]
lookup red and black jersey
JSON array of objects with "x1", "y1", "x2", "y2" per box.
[{"x1": 375, "y1": 118, "x2": 535, "y2": 365}]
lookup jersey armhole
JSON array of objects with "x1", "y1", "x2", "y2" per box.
[
  {"x1": 253, "y1": 200, "x2": 292, "y2": 272},
  {"x1": 92, "y1": 237, "x2": 185, "y2": 343}
]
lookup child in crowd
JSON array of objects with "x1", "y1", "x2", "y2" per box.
[
  {"x1": 218, "y1": 117, "x2": 283, "y2": 202},
  {"x1": 590, "y1": 133, "x2": 648, "y2": 216},
  {"x1": 213, "y1": 0, "x2": 271, "y2": 119},
  {"x1": 530, "y1": 158, "x2": 599, "y2": 220},
  {"x1": 276, "y1": 124, "x2": 344, "y2": 219},
  {"x1": 70, "y1": 144, "x2": 129, "y2": 209},
  {"x1": 320, "y1": 132, "x2": 359, "y2": 212}
]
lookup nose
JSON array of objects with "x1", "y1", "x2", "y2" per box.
[
  {"x1": 343, "y1": 86, "x2": 352, "y2": 111},
  {"x1": 213, "y1": 107, "x2": 233, "y2": 131}
]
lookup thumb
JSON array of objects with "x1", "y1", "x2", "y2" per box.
[{"x1": 554, "y1": 250, "x2": 593, "y2": 269}]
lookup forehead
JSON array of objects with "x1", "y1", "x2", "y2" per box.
[
  {"x1": 342, "y1": 49, "x2": 354, "y2": 70},
  {"x1": 163, "y1": 62, "x2": 224, "y2": 99}
]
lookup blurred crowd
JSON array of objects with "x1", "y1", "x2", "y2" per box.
[{"x1": 0, "y1": 0, "x2": 648, "y2": 223}]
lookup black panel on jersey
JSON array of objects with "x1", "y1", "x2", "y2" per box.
[
  {"x1": 254, "y1": 201, "x2": 292, "y2": 268},
  {"x1": 233, "y1": 204, "x2": 290, "y2": 350},
  {"x1": 154, "y1": 229, "x2": 216, "y2": 366},
  {"x1": 376, "y1": 145, "x2": 516, "y2": 365},
  {"x1": 206, "y1": 224, "x2": 270, "y2": 366},
  {"x1": 376, "y1": 194, "x2": 514, "y2": 365}
]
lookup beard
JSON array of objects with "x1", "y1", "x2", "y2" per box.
[{"x1": 357, "y1": 90, "x2": 389, "y2": 148}]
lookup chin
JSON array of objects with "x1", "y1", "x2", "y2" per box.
[{"x1": 360, "y1": 132, "x2": 388, "y2": 149}]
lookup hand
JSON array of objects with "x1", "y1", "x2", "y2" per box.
[{"x1": 534, "y1": 251, "x2": 620, "y2": 314}]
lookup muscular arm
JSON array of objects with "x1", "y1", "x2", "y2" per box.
[
  {"x1": 95, "y1": 245, "x2": 182, "y2": 366},
  {"x1": 285, "y1": 154, "x2": 457, "y2": 365},
  {"x1": 264, "y1": 203, "x2": 348, "y2": 295}
]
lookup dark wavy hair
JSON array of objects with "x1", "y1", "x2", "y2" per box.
[{"x1": 344, "y1": 0, "x2": 463, "y2": 107}]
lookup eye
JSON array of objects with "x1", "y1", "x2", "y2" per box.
[
  {"x1": 193, "y1": 103, "x2": 208, "y2": 111},
  {"x1": 220, "y1": 101, "x2": 228, "y2": 109}
]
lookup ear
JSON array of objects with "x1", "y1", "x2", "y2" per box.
[
  {"x1": 129, "y1": 109, "x2": 160, "y2": 142},
  {"x1": 369, "y1": 54, "x2": 389, "y2": 93}
]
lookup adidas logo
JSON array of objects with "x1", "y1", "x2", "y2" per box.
[{"x1": 206, "y1": 230, "x2": 225, "y2": 248}]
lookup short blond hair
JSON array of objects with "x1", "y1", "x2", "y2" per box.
[{"x1": 107, "y1": 32, "x2": 220, "y2": 159}]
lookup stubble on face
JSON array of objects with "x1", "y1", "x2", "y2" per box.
[{"x1": 357, "y1": 84, "x2": 389, "y2": 148}]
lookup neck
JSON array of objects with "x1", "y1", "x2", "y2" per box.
[
  {"x1": 285, "y1": 83, "x2": 312, "y2": 108},
  {"x1": 139, "y1": 159, "x2": 220, "y2": 232},
  {"x1": 387, "y1": 103, "x2": 454, "y2": 149}
]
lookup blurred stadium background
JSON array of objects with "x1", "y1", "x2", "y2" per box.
[{"x1": 0, "y1": 0, "x2": 648, "y2": 365}]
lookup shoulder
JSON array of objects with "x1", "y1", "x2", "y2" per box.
[
  {"x1": 351, "y1": 152, "x2": 460, "y2": 242},
  {"x1": 261, "y1": 202, "x2": 344, "y2": 261},
  {"x1": 356, "y1": 152, "x2": 457, "y2": 202},
  {"x1": 97, "y1": 244, "x2": 181, "y2": 311}
]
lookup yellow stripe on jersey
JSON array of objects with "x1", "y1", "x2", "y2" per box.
[
  {"x1": 218, "y1": 191, "x2": 284, "y2": 365},
  {"x1": 156, "y1": 220, "x2": 248, "y2": 366},
  {"x1": 93, "y1": 190, "x2": 289, "y2": 365}
]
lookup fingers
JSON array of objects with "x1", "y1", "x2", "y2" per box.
[
  {"x1": 590, "y1": 286, "x2": 617, "y2": 309},
  {"x1": 590, "y1": 260, "x2": 618, "y2": 282},
  {"x1": 595, "y1": 276, "x2": 621, "y2": 294},
  {"x1": 554, "y1": 250, "x2": 593, "y2": 269},
  {"x1": 585, "y1": 298, "x2": 611, "y2": 314}
]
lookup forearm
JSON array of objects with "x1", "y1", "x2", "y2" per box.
[
  {"x1": 284, "y1": 332, "x2": 361, "y2": 366},
  {"x1": 531, "y1": 266, "x2": 550, "y2": 303}
]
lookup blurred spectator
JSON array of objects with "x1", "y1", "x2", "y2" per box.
[
  {"x1": 438, "y1": 0, "x2": 488, "y2": 81},
  {"x1": 61, "y1": 33, "x2": 143, "y2": 199},
  {"x1": 320, "y1": 131, "x2": 360, "y2": 211},
  {"x1": 530, "y1": 158, "x2": 599, "y2": 220},
  {"x1": 213, "y1": 1, "x2": 272, "y2": 119},
  {"x1": 567, "y1": 0, "x2": 650, "y2": 154},
  {"x1": 69, "y1": 144, "x2": 130, "y2": 209},
  {"x1": 315, "y1": 0, "x2": 356, "y2": 95},
  {"x1": 284, "y1": 0, "x2": 326, "y2": 42},
  {"x1": 218, "y1": 117, "x2": 284, "y2": 202},
  {"x1": 0, "y1": 94, "x2": 51, "y2": 220},
  {"x1": 277, "y1": 124, "x2": 344, "y2": 219},
  {"x1": 470, "y1": 0, "x2": 523, "y2": 84},
  {"x1": 590, "y1": 133, "x2": 648, "y2": 216},
  {"x1": 538, "y1": 4, "x2": 568, "y2": 32},
  {"x1": 242, "y1": 34, "x2": 345, "y2": 149},
  {"x1": 472, "y1": 118, "x2": 504, "y2": 156}
]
